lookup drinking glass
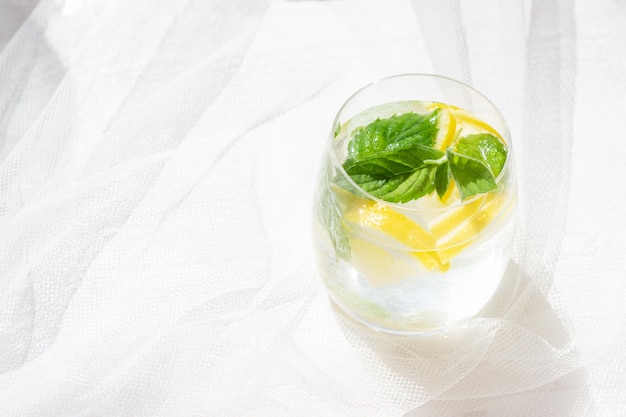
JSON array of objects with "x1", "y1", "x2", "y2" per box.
[{"x1": 312, "y1": 74, "x2": 517, "y2": 335}]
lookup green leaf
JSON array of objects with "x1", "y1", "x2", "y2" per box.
[
  {"x1": 343, "y1": 145, "x2": 444, "y2": 178},
  {"x1": 339, "y1": 110, "x2": 442, "y2": 204},
  {"x1": 337, "y1": 109, "x2": 508, "y2": 204},
  {"x1": 315, "y1": 162, "x2": 351, "y2": 261},
  {"x1": 347, "y1": 110, "x2": 440, "y2": 160},
  {"x1": 455, "y1": 133, "x2": 507, "y2": 177},
  {"x1": 349, "y1": 165, "x2": 437, "y2": 203},
  {"x1": 435, "y1": 161, "x2": 450, "y2": 199},
  {"x1": 447, "y1": 149, "x2": 498, "y2": 200}
]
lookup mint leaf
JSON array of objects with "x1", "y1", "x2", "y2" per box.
[
  {"x1": 347, "y1": 110, "x2": 439, "y2": 160},
  {"x1": 342, "y1": 144, "x2": 443, "y2": 203},
  {"x1": 339, "y1": 110, "x2": 443, "y2": 204},
  {"x1": 316, "y1": 163, "x2": 351, "y2": 261},
  {"x1": 455, "y1": 133, "x2": 507, "y2": 177},
  {"x1": 340, "y1": 110, "x2": 443, "y2": 203},
  {"x1": 338, "y1": 109, "x2": 507, "y2": 204},
  {"x1": 447, "y1": 149, "x2": 498, "y2": 199},
  {"x1": 435, "y1": 161, "x2": 450, "y2": 199},
  {"x1": 349, "y1": 166, "x2": 437, "y2": 203},
  {"x1": 343, "y1": 145, "x2": 444, "y2": 178}
]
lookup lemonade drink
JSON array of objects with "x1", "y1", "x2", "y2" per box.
[{"x1": 313, "y1": 77, "x2": 516, "y2": 335}]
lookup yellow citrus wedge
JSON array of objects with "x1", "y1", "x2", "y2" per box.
[
  {"x1": 343, "y1": 200, "x2": 435, "y2": 251},
  {"x1": 432, "y1": 192, "x2": 507, "y2": 264},
  {"x1": 434, "y1": 107, "x2": 457, "y2": 151},
  {"x1": 340, "y1": 188, "x2": 510, "y2": 277},
  {"x1": 342, "y1": 199, "x2": 445, "y2": 272},
  {"x1": 429, "y1": 102, "x2": 504, "y2": 142},
  {"x1": 451, "y1": 108, "x2": 502, "y2": 140},
  {"x1": 431, "y1": 194, "x2": 488, "y2": 239}
]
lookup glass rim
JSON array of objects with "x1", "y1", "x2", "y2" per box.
[{"x1": 327, "y1": 72, "x2": 514, "y2": 213}]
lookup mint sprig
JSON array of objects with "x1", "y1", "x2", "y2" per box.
[
  {"x1": 348, "y1": 110, "x2": 440, "y2": 159},
  {"x1": 454, "y1": 133, "x2": 507, "y2": 177},
  {"x1": 447, "y1": 149, "x2": 498, "y2": 199},
  {"x1": 341, "y1": 111, "x2": 507, "y2": 202}
]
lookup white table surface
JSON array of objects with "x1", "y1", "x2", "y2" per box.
[{"x1": 1, "y1": 0, "x2": 625, "y2": 415}]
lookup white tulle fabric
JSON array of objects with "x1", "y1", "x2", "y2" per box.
[{"x1": 1, "y1": 0, "x2": 624, "y2": 415}]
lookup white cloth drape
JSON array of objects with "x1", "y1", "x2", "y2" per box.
[{"x1": 1, "y1": 0, "x2": 624, "y2": 415}]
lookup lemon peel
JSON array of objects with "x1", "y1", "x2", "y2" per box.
[{"x1": 338, "y1": 187, "x2": 509, "y2": 281}]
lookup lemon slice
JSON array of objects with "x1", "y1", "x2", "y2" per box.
[
  {"x1": 338, "y1": 188, "x2": 509, "y2": 281},
  {"x1": 451, "y1": 108, "x2": 502, "y2": 139},
  {"x1": 431, "y1": 194, "x2": 488, "y2": 239},
  {"x1": 342, "y1": 199, "x2": 444, "y2": 274},
  {"x1": 343, "y1": 200, "x2": 435, "y2": 251},
  {"x1": 429, "y1": 102, "x2": 504, "y2": 141},
  {"x1": 431, "y1": 192, "x2": 508, "y2": 264},
  {"x1": 434, "y1": 107, "x2": 457, "y2": 151}
]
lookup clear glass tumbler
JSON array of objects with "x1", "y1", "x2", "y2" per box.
[{"x1": 312, "y1": 74, "x2": 517, "y2": 335}]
